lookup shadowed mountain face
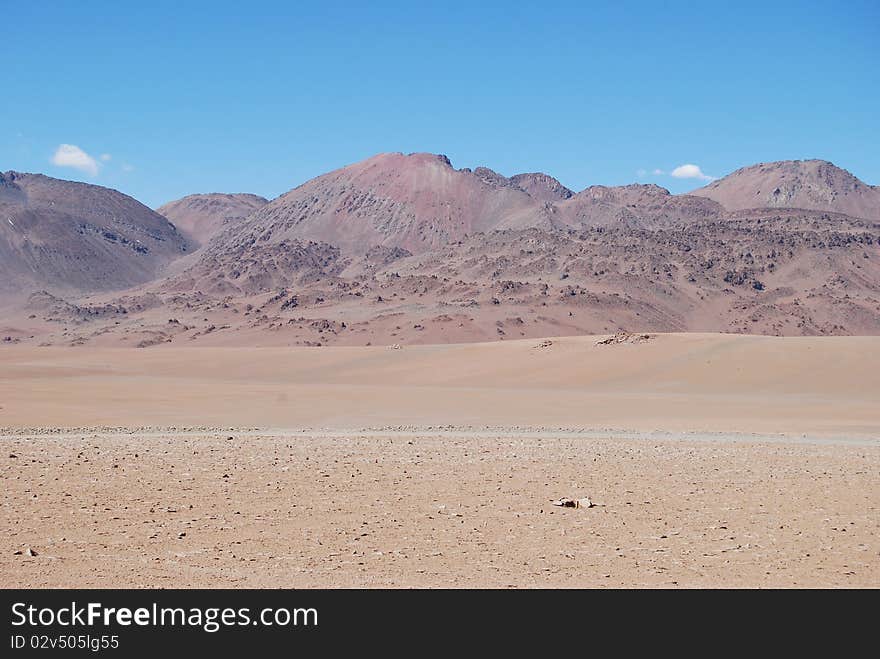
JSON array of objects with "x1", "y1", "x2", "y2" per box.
[
  {"x1": 157, "y1": 193, "x2": 268, "y2": 246},
  {"x1": 0, "y1": 171, "x2": 190, "y2": 299},
  {"x1": 691, "y1": 160, "x2": 880, "y2": 220}
]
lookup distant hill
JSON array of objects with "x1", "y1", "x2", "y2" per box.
[
  {"x1": 509, "y1": 172, "x2": 574, "y2": 202},
  {"x1": 0, "y1": 171, "x2": 190, "y2": 299},
  {"x1": 227, "y1": 152, "x2": 556, "y2": 256},
  {"x1": 558, "y1": 183, "x2": 723, "y2": 227},
  {"x1": 691, "y1": 159, "x2": 880, "y2": 219},
  {"x1": 157, "y1": 192, "x2": 268, "y2": 246}
]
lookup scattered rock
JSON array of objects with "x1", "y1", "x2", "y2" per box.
[
  {"x1": 596, "y1": 332, "x2": 653, "y2": 346},
  {"x1": 535, "y1": 340, "x2": 553, "y2": 349},
  {"x1": 550, "y1": 497, "x2": 595, "y2": 509}
]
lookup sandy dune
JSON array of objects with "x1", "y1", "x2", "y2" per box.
[
  {"x1": 1, "y1": 334, "x2": 877, "y2": 588},
  {"x1": 1, "y1": 333, "x2": 878, "y2": 434}
]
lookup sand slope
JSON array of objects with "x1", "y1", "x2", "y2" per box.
[{"x1": 1, "y1": 333, "x2": 877, "y2": 435}]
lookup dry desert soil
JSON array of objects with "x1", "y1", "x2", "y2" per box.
[{"x1": 1, "y1": 333, "x2": 878, "y2": 587}]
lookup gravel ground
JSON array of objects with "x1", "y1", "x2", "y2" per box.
[{"x1": 2, "y1": 428, "x2": 877, "y2": 588}]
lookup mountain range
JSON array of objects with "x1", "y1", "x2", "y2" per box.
[{"x1": 1, "y1": 155, "x2": 877, "y2": 346}]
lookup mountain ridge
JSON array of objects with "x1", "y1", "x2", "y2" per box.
[
  {"x1": 157, "y1": 192, "x2": 268, "y2": 246},
  {"x1": 0, "y1": 170, "x2": 191, "y2": 298},
  {"x1": 691, "y1": 159, "x2": 880, "y2": 220}
]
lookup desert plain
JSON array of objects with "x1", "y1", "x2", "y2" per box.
[
  {"x1": 4, "y1": 0, "x2": 879, "y2": 597},
  {"x1": 1, "y1": 333, "x2": 877, "y2": 587}
]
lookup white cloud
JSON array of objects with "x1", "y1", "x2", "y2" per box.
[
  {"x1": 100, "y1": 153, "x2": 112, "y2": 161},
  {"x1": 121, "y1": 163, "x2": 135, "y2": 172},
  {"x1": 670, "y1": 164, "x2": 714, "y2": 181},
  {"x1": 50, "y1": 144, "x2": 100, "y2": 176},
  {"x1": 652, "y1": 168, "x2": 665, "y2": 175},
  {"x1": 636, "y1": 168, "x2": 647, "y2": 177}
]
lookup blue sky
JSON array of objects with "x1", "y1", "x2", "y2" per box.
[{"x1": 2, "y1": 1, "x2": 877, "y2": 208}]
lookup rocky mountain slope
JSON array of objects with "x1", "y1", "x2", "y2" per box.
[
  {"x1": 691, "y1": 159, "x2": 880, "y2": 219},
  {"x1": 157, "y1": 192, "x2": 268, "y2": 246},
  {"x1": 2, "y1": 155, "x2": 878, "y2": 345},
  {"x1": 0, "y1": 171, "x2": 190, "y2": 299},
  {"x1": 557, "y1": 183, "x2": 724, "y2": 228},
  {"x1": 8, "y1": 207, "x2": 876, "y2": 348},
  {"x1": 229, "y1": 152, "x2": 556, "y2": 256}
]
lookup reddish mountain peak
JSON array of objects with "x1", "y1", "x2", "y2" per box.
[
  {"x1": 579, "y1": 183, "x2": 670, "y2": 196},
  {"x1": 358, "y1": 152, "x2": 454, "y2": 170},
  {"x1": 158, "y1": 192, "x2": 268, "y2": 246},
  {"x1": 509, "y1": 173, "x2": 573, "y2": 202},
  {"x1": 472, "y1": 166, "x2": 511, "y2": 187},
  {"x1": 196, "y1": 152, "x2": 552, "y2": 260},
  {"x1": 691, "y1": 159, "x2": 880, "y2": 218}
]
